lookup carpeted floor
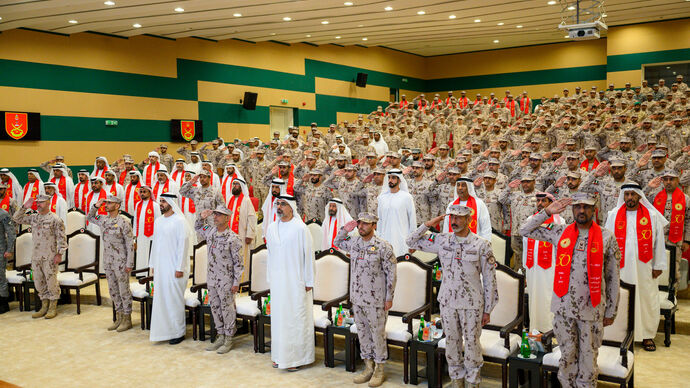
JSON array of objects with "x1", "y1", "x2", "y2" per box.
[{"x1": 1, "y1": 281, "x2": 689, "y2": 388}]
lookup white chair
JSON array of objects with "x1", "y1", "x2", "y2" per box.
[
  {"x1": 236, "y1": 244, "x2": 270, "y2": 352},
  {"x1": 312, "y1": 248, "x2": 350, "y2": 366},
  {"x1": 659, "y1": 244, "x2": 678, "y2": 347},
  {"x1": 65, "y1": 209, "x2": 86, "y2": 235},
  {"x1": 306, "y1": 219, "x2": 323, "y2": 253},
  {"x1": 491, "y1": 229, "x2": 511, "y2": 267},
  {"x1": 57, "y1": 229, "x2": 102, "y2": 314},
  {"x1": 435, "y1": 263, "x2": 525, "y2": 388},
  {"x1": 186, "y1": 242, "x2": 208, "y2": 340},
  {"x1": 348, "y1": 254, "x2": 432, "y2": 384},
  {"x1": 542, "y1": 282, "x2": 635, "y2": 388},
  {"x1": 7, "y1": 230, "x2": 32, "y2": 311}
]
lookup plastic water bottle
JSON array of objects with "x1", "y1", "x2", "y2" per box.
[
  {"x1": 418, "y1": 317, "x2": 425, "y2": 340},
  {"x1": 520, "y1": 329, "x2": 531, "y2": 358}
]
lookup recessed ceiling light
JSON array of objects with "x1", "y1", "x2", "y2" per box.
[
  {"x1": 68, "y1": 20, "x2": 78, "y2": 24},
  {"x1": 344, "y1": 1, "x2": 354, "y2": 5},
  {"x1": 362, "y1": 37, "x2": 368, "y2": 41},
  {"x1": 448, "y1": 15, "x2": 456, "y2": 19},
  {"x1": 417, "y1": 10, "x2": 426, "y2": 15},
  {"x1": 104, "y1": 1, "x2": 115, "y2": 5},
  {"x1": 567, "y1": 6, "x2": 575, "y2": 10},
  {"x1": 283, "y1": 16, "x2": 292, "y2": 21},
  {"x1": 547, "y1": 0, "x2": 556, "y2": 4},
  {"x1": 474, "y1": 19, "x2": 481, "y2": 23},
  {"x1": 516, "y1": 25, "x2": 523, "y2": 28},
  {"x1": 306, "y1": 34, "x2": 311, "y2": 37},
  {"x1": 335, "y1": 36, "x2": 341, "y2": 39},
  {"x1": 384, "y1": 6, "x2": 393, "y2": 11},
  {"x1": 233, "y1": 13, "x2": 242, "y2": 17},
  {"x1": 174, "y1": 7, "x2": 184, "y2": 12},
  {"x1": 493, "y1": 39, "x2": 499, "y2": 43},
  {"x1": 321, "y1": 20, "x2": 329, "y2": 24},
  {"x1": 497, "y1": 22, "x2": 504, "y2": 26},
  {"x1": 133, "y1": 23, "x2": 142, "y2": 28}
]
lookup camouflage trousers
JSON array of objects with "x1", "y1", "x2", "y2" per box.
[
  {"x1": 208, "y1": 281, "x2": 237, "y2": 337},
  {"x1": 440, "y1": 306, "x2": 483, "y2": 384},
  {"x1": 511, "y1": 236, "x2": 524, "y2": 273},
  {"x1": 553, "y1": 314, "x2": 604, "y2": 388},
  {"x1": 352, "y1": 304, "x2": 388, "y2": 363},
  {"x1": 0, "y1": 256, "x2": 7, "y2": 297},
  {"x1": 104, "y1": 258, "x2": 132, "y2": 314},
  {"x1": 32, "y1": 257, "x2": 60, "y2": 301}
]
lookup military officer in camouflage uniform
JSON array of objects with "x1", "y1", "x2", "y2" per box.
[
  {"x1": 293, "y1": 169, "x2": 333, "y2": 221},
  {"x1": 323, "y1": 164, "x2": 364, "y2": 217},
  {"x1": 474, "y1": 171, "x2": 507, "y2": 233},
  {"x1": 13, "y1": 194, "x2": 67, "y2": 319},
  {"x1": 334, "y1": 213, "x2": 396, "y2": 387},
  {"x1": 180, "y1": 170, "x2": 225, "y2": 226},
  {"x1": 407, "y1": 161, "x2": 433, "y2": 225},
  {"x1": 406, "y1": 205, "x2": 498, "y2": 388},
  {"x1": 520, "y1": 193, "x2": 620, "y2": 388},
  {"x1": 87, "y1": 195, "x2": 135, "y2": 331},
  {"x1": 0, "y1": 205, "x2": 16, "y2": 313},
  {"x1": 196, "y1": 207, "x2": 245, "y2": 354},
  {"x1": 360, "y1": 168, "x2": 385, "y2": 215},
  {"x1": 498, "y1": 173, "x2": 539, "y2": 270}
]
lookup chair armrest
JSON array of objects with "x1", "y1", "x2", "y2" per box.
[
  {"x1": 190, "y1": 283, "x2": 208, "y2": 293},
  {"x1": 542, "y1": 329, "x2": 555, "y2": 352},
  {"x1": 402, "y1": 303, "x2": 432, "y2": 333},
  {"x1": 73, "y1": 262, "x2": 97, "y2": 273},
  {"x1": 321, "y1": 294, "x2": 349, "y2": 321},
  {"x1": 251, "y1": 288, "x2": 270, "y2": 310},
  {"x1": 17, "y1": 263, "x2": 32, "y2": 271},
  {"x1": 620, "y1": 331, "x2": 634, "y2": 368},
  {"x1": 129, "y1": 268, "x2": 149, "y2": 275},
  {"x1": 499, "y1": 316, "x2": 524, "y2": 349},
  {"x1": 138, "y1": 276, "x2": 153, "y2": 285}
]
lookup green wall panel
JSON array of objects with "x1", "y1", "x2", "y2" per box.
[{"x1": 607, "y1": 48, "x2": 690, "y2": 72}]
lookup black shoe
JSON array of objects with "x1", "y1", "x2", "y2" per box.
[
  {"x1": 168, "y1": 336, "x2": 185, "y2": 345},
  {"x1": 0, "y1": 297, "x2": 9, "y2": 314}
]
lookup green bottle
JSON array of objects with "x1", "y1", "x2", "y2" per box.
[
  {"x1": 150, "y1": 281, "x2": 154, "y2": 297},
  {"x1": 520, "y1": 329, "x2": 531, "y2": 358},
  {"x1": 203, "y1": 290, "x2": 208, "y2": 305},
  {"x1": 29, "y1": 270, "x2": 33, "y2": 281},
  {"x1": 336, "y1": 303, "x2": 344, "y2": 326},
  {"x1": 418, "y1": 317, "x2": 425, "y2": 340},
  {"x1": 262, "y1": 294, "x2": 269, "y2": 315}
]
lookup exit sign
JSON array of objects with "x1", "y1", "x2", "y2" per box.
[{"x1": 105, "y1": 120, "x2": 118, "y2": 126}]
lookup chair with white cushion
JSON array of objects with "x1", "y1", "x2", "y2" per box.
[
  {"x1": 65, "y1": 209, "x2": 86, "y2": 235},
  {"x1": 58, "y1": 229, "x2": 102, "y2": 314},
  {"x1": 347, "y1": 253, "x2": 432, "y2": 384},
  {"x1": 313, "y1": 248, "x2": 350, "y2": 366},
  {"x1": 541, "y1": 281, "x2": 635, "y2": 388},
  {"x1": 491, "y1": 228, "x2": 512, "y2": 267},
  {"x1": 186, "y1": 242, "x2": 208, "y2": 340},
  {"x1": 659, "y1": 244, "x2": 678, "y2": 347},
  {"x1": 7, "y1": 230, "x2": 33, "y2": 311},
  {"x1": 306, "y1": 219, "x2": 323, "y2": 254},
  {"x1": 435, "y1": 263, "x2": 525, "y2": 388},
  {"x1": 237, "y1": 244, "x2": 270, "y2": 352}
]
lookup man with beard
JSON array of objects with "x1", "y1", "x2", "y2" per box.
[
  {"x1": 180, "y1": 170, "x2": 225, "y2": 227},
  {"x1": 522, "y1": 192, "x2": 565, "y2": 333},
  {"x1": 124, "y1": 171, "x2": 142, "y2": 215},
  {"x1": 581, "y1": 160, "x2": 626, "y2": 219},
  {"x1": 407, "y1": 161, "x2": 433, "y2": 225},
  {"x1": 443, "y1": 178, "x2": 491, "y2": 241},
  {"x1": 133, "y1": 186, "x2": 161, "y2": 272},
  {"x1": 546, "y1": 171, "x2": 584, "y2": 224},
  {"x1": 320, "y1": 198, "x2": 353, "y2": 251},
  {"x1": 0, "y1": 193, "x2": 16, "y2": 313},
  {"x1": 103, "y1": 169, "x2": 125, "y2": 202},
  {"x1": 406, "y1": 205, "x2": 498, "y2": 388},
  {"x1": 265, "y1": 195, "x2": 315, "y2": 370},
  {"x1": 324, "y1": 163, "x2": 364, "y2": 217},
  {"x1": 225, "y1": 178, "x2": 256, "y2": 282},
  {"x1": 499, "y1": 174, "x2": 539, "y2": 269},
  {"x1": 293, "y1": 169, "x2": 332, "y2": 221},
  {"x1": 376, "y1": 169, "x2": 416, "y2": 256},
  {"x1": 149, "y1": 193, "x2": 191, "y2": 345},
  {"x1": 260, "y1": 179, "x2": 287, "y2": 238},
  {"x1": 605, "y1": 182, "x2": 667, "y2": 351},
  {"x1": 334, "y1": 213, "x2": 396, "y2": 387},
  {"x1": 43, "y1": 182, "x2": 67, "y2": 225},
  {"x1": 520, "y1": 193, "x2": 620, "y2": 388},
  {"x1": 152, "y1": 167, "x2": 179, "y2": 200},
  {"x1": 73, "y1": 169, "x2": 90, "y2": 210}
]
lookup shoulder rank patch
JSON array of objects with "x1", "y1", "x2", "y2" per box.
[
  {"x1": 427, "y1": 234, "x2": 436, "y2": 242},
  {"x1": 94, "y1": 215, "x2": 100, "y2": 220},
  {"x1": 344, "y1": 236, "x2": 351, "y2": 241}
]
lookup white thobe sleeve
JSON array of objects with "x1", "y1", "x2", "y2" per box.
[
  {"x1": 477, "y1": 201, "x2": 492, "y2": 240},
  {"x1": 173, "y1": 219, "x2": 188, "y2": 272},
  {"x1": 652, "y1": 214, "x2": 668, "y2": 271},
  {"x1": 406, "y1": 195, "x2": 417, "y2": 233},
  {"x1": 303, "y1": 226, "x2": 315, "y2": 287}
]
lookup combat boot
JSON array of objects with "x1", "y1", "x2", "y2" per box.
[
  {"x1": 108, "y1": 312, "x2": 122, "y2": 331},
  {"x1": 117, "y1": 313, "x2": 132, "y2": 332},
  {"x1": 353, "y1": 359, "x2": 375, "y2": 384},
  {"x1": 449, "y1": 379, "x2": 464, "y2": 388},
  {"x1": 216, "y1": 336, "x2": 234, "y2": 354},
  {"x1": 368, "y1": 363, "x2": 385, "y2": 387},
  {"x1": 32, "y1": 299, "x2": 48, "y2": 319},
  {"x1": 44, "y1": 299, "x2": 58, "y2": 319},
  {"x1": 206, "y1": 335, "x2": 225, "y2": 351}
]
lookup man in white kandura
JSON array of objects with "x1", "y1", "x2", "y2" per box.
[
  {"x1": 321, "y1": 197, "x2": 353, "y2": 251},
  {"x1": 149, "y1": 193, "x2": 191, "y2": 345},
  {"x1": 265, "y1": 194, "x2": 315, "y2": 371},
  {"x1": 604, "y1": 181, "x2": 667, "y2": 351},
  {"x1": 442, "y1": 177, "x2": 492, "y2": 241},
  {"x1": 377, "y1": 168, "x2": 417, "y2": 256}
]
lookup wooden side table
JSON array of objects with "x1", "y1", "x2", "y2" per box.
[
  {"x1": 410, "y1": 337, "x2": 441, "y2": 387},
  {"x1": 326, "y1": 324, "x2": 359, "y2": 372},
  {"x1": 508, "y1": 351, "x2": 545, "y2": 388}
]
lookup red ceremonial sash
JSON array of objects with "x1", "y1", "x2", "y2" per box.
[
  {"x1": 181, "y1": 196, "x2": 196, "y2": 213},
  {"x1": 23, "y1": 181, "x2": 39, "y2": 210},
  {"x1": 520, "y1": 97, "x2": 531, "y2": 114},
  {"x1": 0, "y1": 195, "x2": 9, "y2": 212},
  {"x1": 75, "y1": 182, "x2": 89, "y2": 211},
  {"x1": 125, "y1": 182, "x2": 141, "y2": 211},
  {"x1": 108, "y1": 183, "x2": 118, "y2": 196},
  {"x1": 526, "y1": 214, "x2": 555, "y2": 269},
  {"x1": 614, "y1": 205, "x2": 653, "y2": 268},
  {"x1": 554, "y1": 222, "x2": 604, "y2": 307},
  {"x1": 50, "y1": 194, "x2": 58, "y2": 213},
  {"x1": 50, "y1": 176, "x2": 67, "y2": 200},
  {"x1": 118, "y1": 170, "x2": 127, "y2": 185},
  {"x1": 221, "y1": 173, "x2": 237, "y2": 200},
  {"x1": 654, "y1": 188, "x2": 686, "y2": 243},
  {"x1": 171, "y1": 170, "x2": 184, "y2": 186},
  {"x1": 227, "y1": 194, "x2": 244, "y2": 234},
  {"x1": 458, "y1": 97, "x2": 469, "y2": 108},
  {"x1": 506, "y1": 100, "x2": 517, "y2": 117},
  {"x1": 87, "y1": 190, "x2": 107, "y2": 216},
  {"x1": 152, "y1": 179, "x2": 169, "y2": 199},
  {"x1": 400, "y1": 100, "x2": 408, "y2": 109},
  {"x1": 6, "y1": 179, "x2": 13, "y2": 199},
  {"x1": 329, "y1": 216, "x2": 338, "y2": 248},
  {"x1": 279, "y1": 166, "x2": 295, "y2": 195},
  {"x1": 144, "y1": 162, "x2": 160, "y2": 187},
  {"x1": 580, "y1": 159, "x2": 600, "y2": 172},
  {"x1": 136, "y1": 200, "x2": 155, "y2": 237},
  {"x1": 449, "y1": 196, "x2": 478, "y2": 233}
]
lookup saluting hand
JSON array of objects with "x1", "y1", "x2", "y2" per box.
[
  {"x1": 545, "y1": 198, "x2": 572, "y2": 216},
  {"x1": 343, "y1": 220, "x2": 358, "y2": 232},
  {"x1": 424, "y1": 214, "x2": 445, "y2": 228}
]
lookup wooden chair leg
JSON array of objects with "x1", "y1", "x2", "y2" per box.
[
  {"x1": 76, "y1": 288, "x2": 81, "y2": 314},
  {"x1": 253, "y1": 320, "x2": 258, "y2": 353},
  {"x1": 502, "y1": 363, "x2": 508, "y2": 388},
  {"x1": 192, "y1": 308, "x2": 198, "y2": 340},
  {"x1": 664, "y1": 312, "x2": 672, "y2": 347},
  {"x1": 140, "y1": 301, "x2": 146, "y2": 330},
  {"x1": 96, "y1": 281, "x2": 102, "y2": 305},
  {"x1": 403, "y1": 345, "x2": 409, "y2": 384},
  {"x1": 112, "y1": 304, "x2": 116, "y2": 321}
]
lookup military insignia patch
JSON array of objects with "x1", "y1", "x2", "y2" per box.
[
  {"x1": 370, "y1": 246, "x2": 376, "y2": 252},
  {"x1": 560, "y1": 238, "x2": 571, "y2": 248},
  {"x1": 345, "y1": 236, "x2": 351, "y2": 240},
  {"x1": 639, "y1": 217, "x2": 648, "y2": 226},
  {"x1": 202, "y1": 225, "x2": 210, "y2": 231},
  {"x1": 675, "y1": 203, "x2": 683, "y2": 211},
  {"x1": 428, "y1": 234, "x2": 436, "y2": 242},
  {"x1": 95, "y1": 215, "x2": 100, "y2": 220}
]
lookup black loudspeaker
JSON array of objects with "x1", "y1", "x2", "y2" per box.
[
  {"x1": 242, "y1": 92, "x2": 258, "y2": 110},
  {"x1": 356, "y1": 72, "x2": 368, "y2": 87}
]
